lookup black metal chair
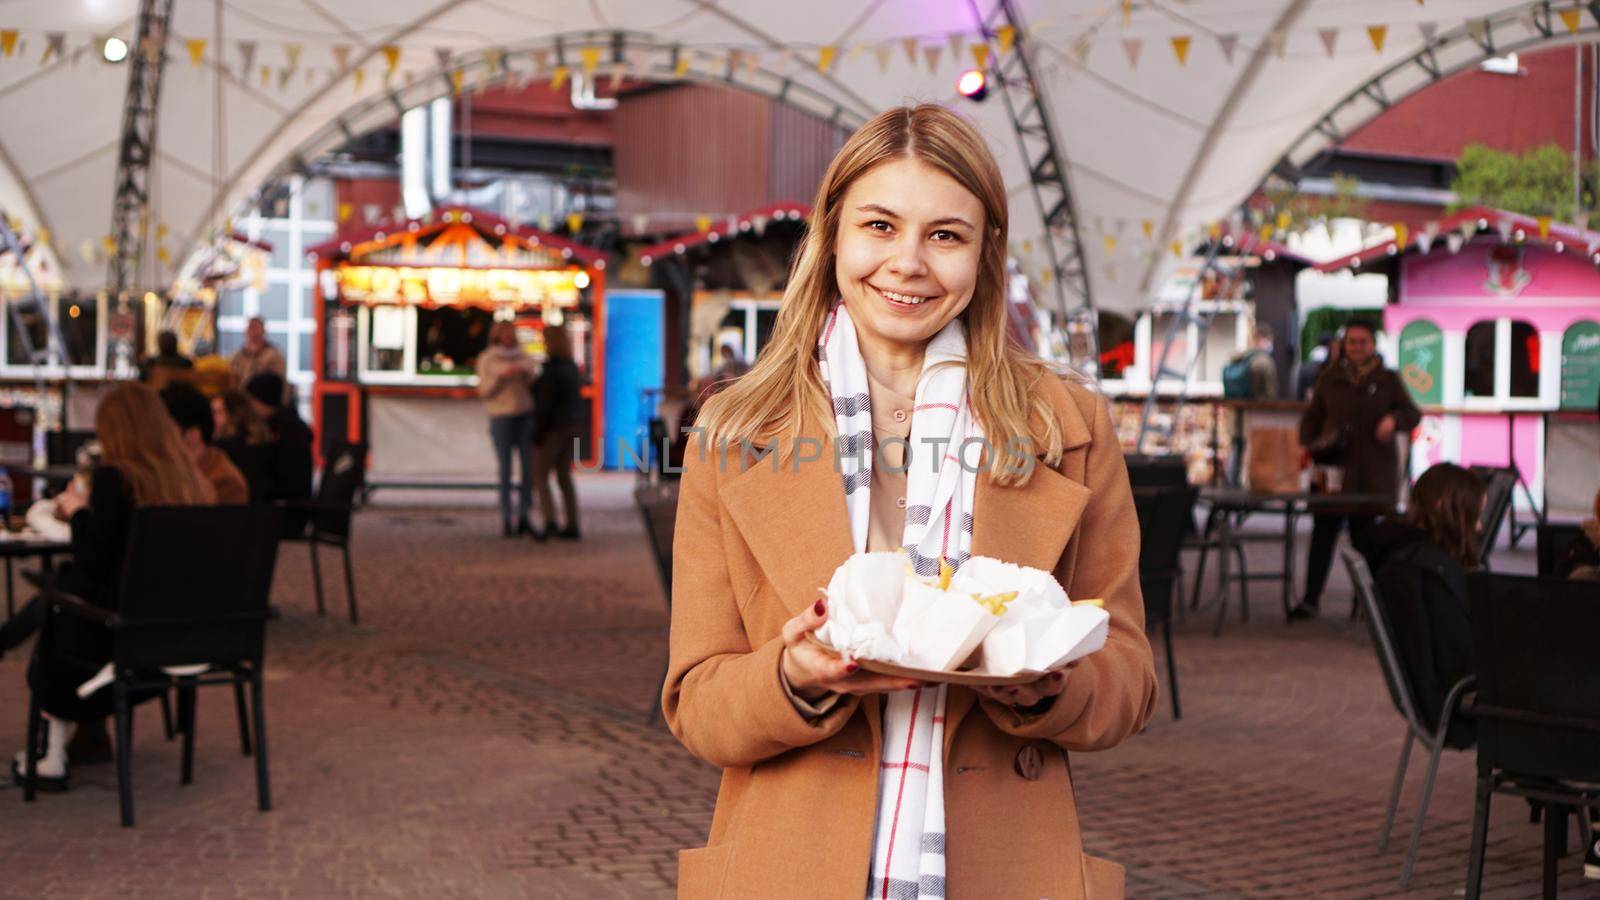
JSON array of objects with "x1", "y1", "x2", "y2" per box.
[
  {"x1": 1534, "y1": 522, "x2": 1587, "y2": 579},
  {"x1": 1341, "y1": 546, "x2": 1476, "y2": 889},
  {"x1": 20, "y1": 505, "x2": 282, "y2": 827},
  {"x1": 280, "y1": 442, "x2": 367, "y2": 624},
  {"x1": 634, "y1": 480, "x2": 678, "y2": 725},
  {"x1": 1132, "y1": 484, "x2": 1197, "y2": 721},
  {"x1": 1469, "y1": 465, "x2": 1517, "y2": 568},
  {"x1": 1464, "y1": 572, "x2": 1600, "y2": 900}
]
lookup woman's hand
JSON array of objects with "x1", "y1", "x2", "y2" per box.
[
  {"x1": 974, "y1": 663, "x2": 1078, "y2": 710},
  {"x1": 780, "y1": 599, "x2": 922, "y2": 699},
  {"x1": 1375, "y1": 414, "x2": 1397, "y2": 443}
]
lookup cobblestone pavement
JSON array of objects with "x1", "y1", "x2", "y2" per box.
[{"x1": 0, "y1": 473, "x2": 1594, "y2": 898}]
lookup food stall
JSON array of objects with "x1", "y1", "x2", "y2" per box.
[
  {"x1": 307, "y1": 206, "x2": 606, "y2": 487},
  {"x1": 1320, "y1": 207, "x2": 1600, "y2": 517}
]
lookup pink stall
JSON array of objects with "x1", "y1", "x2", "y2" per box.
[{"x1": 1320, "y1": 207, "x2": 1600, "y2": 520}]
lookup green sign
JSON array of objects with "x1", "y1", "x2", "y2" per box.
[
  {"x1": 1561, "y1": 320, "x2": 1600, "y2": 410},
  {"x1": 1398, "y1": 319, "x2": 1444, "y2": 405}
]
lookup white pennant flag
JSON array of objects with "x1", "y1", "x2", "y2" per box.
[
  {"x1": 1217, "y1": 33, "x2": 1239, "y2": 64},
  {"x1": 1418, "y1": 22, "x2": 1438, "y2": 44},
  {"x1": 1445, "y1": 233, "x2": 1464, "y2": 254},
  {"x1": 1318, "y1": 28, "x2": 1338, "y2": 57},
  {"x1": 237, "y1": 40, "x2": 257, "y2": 79},
  {"x1": 1122, "y1": 38, "x2": 1143, "y2": 68}
]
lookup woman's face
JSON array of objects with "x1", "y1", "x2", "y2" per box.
[
  {"x1": 834, "y1": 158, "x2": 984, "y2": 355},
  {"x1": 211, "y1": 397, "x2": 229, "y2": 435}
]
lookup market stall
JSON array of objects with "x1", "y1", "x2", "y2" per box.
[
  {"x1": 1321, "y1": 207, "x2": 1600, "y2": 517},
  {"x1": 307, "y1": 206, "x2": 606, "y2": 487}
]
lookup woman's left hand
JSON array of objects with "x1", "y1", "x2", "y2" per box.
[
  {"x1": 54, "y1": 484, "x2": 88, "y2": 518},
  {"x1": 975, "y1": 662, "x2": 1078, "y2": 709}
]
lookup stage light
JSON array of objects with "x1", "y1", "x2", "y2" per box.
[
  {"x1": 102, "y1": 37, "x2": 129, "y2": 63},
  {"x1": 957, "y1": 68, "x2": 988, "y2": 101}
]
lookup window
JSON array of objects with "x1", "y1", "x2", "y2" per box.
[
  {"x1": 259, "y1": 282, "x2": 290, "y2": 320},
  {"x1": 416, "y1": 305, "x2": 492, "y2": 376},
  {"x1": 57, "y1": 297, "x2": 98, "y2": 367},
  {"x1": 1463, "y1": 321, "x2": 1496, "y2": 398},
  {"x1": 1463, "y1": 318, "x2": 1544, "y2": 402},
  {"x1": 1097, "y1": 312, "x2": 1135, "y2": 379}
]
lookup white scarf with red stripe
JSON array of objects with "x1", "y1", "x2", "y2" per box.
[{"x1": 818, "y1": 302, "x2": 981, "y2": 900}]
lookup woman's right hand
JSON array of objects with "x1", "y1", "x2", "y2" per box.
[{"x1": 780, "y1": 599, "x2": 921, "y2": 700}]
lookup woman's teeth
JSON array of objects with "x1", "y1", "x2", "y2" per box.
[{"x1": 879, "y1": 287, "x2": 933, "y2": 305}]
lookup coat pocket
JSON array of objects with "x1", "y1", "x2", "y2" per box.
[
  {"x1": 676, "y1": 844, "x2": 733, "y2": 899},
  {"x1": 1083, "y1": 854, "x2": 1125, "y2": 899}
]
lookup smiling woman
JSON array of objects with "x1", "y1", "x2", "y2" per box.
[{"x1": 665, "y1": 105, "x2": 1156, "y2": 899}]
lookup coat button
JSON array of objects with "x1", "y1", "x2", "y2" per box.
[
  {"x1": 893, "y1": 409, "x2": 907, "y2": 423},
  {"x1": 895, "y1": 497, "x2": 906, "y2": 509},
  {"x1": 1014, "y1": 745, "x2": 1043, "y2": 781}
]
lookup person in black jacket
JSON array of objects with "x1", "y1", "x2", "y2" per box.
[
  {"x1": 1361, "y1": 463, "x2": 1485, "y2": 749},
  {"x1": 245, "y1": 373, "x2": 314, "y2": 535},
  {"x1": 531, "y1": 324, "x2": 585, "y2": 540},
  {"x1": 5, "y1": 384, "x2": 216, "y2": 789}
]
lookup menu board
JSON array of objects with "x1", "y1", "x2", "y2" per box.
[
  {"x1": 1560, "y1": 319, "x2": 1600, "y2": 410},
  {"x1": 1397, "y1": 319, "x2": 1444, "y2": 406}
]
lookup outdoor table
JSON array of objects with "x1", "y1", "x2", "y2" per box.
[
  {"x1": 0, "y1": 533, "x2": 70, "y2": 620},
  {"x1": 1197, "y1": 487, "x2": 1394, "y2": 635}
]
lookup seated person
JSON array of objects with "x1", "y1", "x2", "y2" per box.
[
  {"x1": 1362, "y1": 463, "x2": 1485, "y2": 749},
  {"x1": 3, "y1": 383, "x2": 216, "y2": 790},
  {"x1": 138, "y1": 329, "x2": 194, "y2": 383},
  {"x1": 212, "y1": 389, "x2": 277, "y2": 501},
  {"x1": 160, "y1": 382, "x2": 249, "y2": 504},
  {"x1": 245, "y1": 373, "x2": 314, "y2": 533}
]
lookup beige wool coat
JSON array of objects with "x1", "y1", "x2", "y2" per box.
[{"x1": 663, "y1": 373, "x2": 1158, "y2": 899}]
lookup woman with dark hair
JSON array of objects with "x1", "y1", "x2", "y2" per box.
[
  {"x1": 531, "y1": 324, "x2": 584, "y2": 540},
  {"x1": 211, "y1": 388, "x2": 276, "y2": 501},
  {"x1": 4, "y1": 383, "x2": 216, "y2": 789},
  {"x1": 1364, "y1": 463, "x2": 1486, "y2": 748}
]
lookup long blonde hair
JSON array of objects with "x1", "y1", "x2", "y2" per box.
[
  {"x1": 695, "y1": 104, "x2": 1063, "y2": 486},
  {"x1": 96, "y1": 383, "x2": 217, "y2": 506}
]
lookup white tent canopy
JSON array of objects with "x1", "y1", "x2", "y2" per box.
[{"x1": 0, "y1": 1, "x2": 1583, "y2": 312}]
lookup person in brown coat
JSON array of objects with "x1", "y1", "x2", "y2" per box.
[
  {"x1": 664, "y1": 105, "x2": 1156, "y2": 898},
  {"x1": 1293, "y1": 318, "x2": 1422, "y2": 618}
]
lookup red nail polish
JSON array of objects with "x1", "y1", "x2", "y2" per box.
[
  {"x1": 845, "y1": 662, "x2": 858, "y2": 673},
  {"x1": 813, "y1": 599, "x2": 826, "y2": 616}
]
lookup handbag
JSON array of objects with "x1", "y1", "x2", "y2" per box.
[{"x1": 1306, "y1": 424, "x2": 1351, "y2": 466}]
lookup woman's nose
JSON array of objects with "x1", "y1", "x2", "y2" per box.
[{"x1": 886, "y1": 236, "x2": 928, "y2": 277}]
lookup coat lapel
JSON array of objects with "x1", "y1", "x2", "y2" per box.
[{"x1": 718, "y1": 427, "x2": 855, "y2": 620}]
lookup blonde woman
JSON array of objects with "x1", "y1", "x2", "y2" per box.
[
  {"x1": 7, "y1": 383, "x2": 215, "y2": 790},
  {"x1": 477, "y1": 320, "x2": 539, "y2": 537},
  {"x1": 664, "y1": 105, "x2": 1156, "y2": 898}
]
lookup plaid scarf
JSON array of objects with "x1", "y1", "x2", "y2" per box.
[{"x1": 818, "y1": 302, "x2": 981, "y2": 900}]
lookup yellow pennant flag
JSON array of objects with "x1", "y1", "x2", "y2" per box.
[
  {"x1": 695, "y1": 215, "x2": 712, "y2": 233},
  {"x1": 816, "y1": 45, "x2": 837, "y2": 73},
  {"x1": 997, "y1": 25, "x2": 1016, "y2": 54},
  {"x1": 0, "y1": 31, "x2": 17, "y2": 58},
  {"x1": 186, "y1": 38, "x2": 206, "y2": 67},
  {"x1": 157, "y1": 223, "x2": 168, "y2": 240},
  {"x1": 450, "y1": 69, "x2": 465, "y2": 95},
  {"x1": 580, "y1": 46, "x2": 601, "y2": 75},
  {"x1": 566, "y1": 212, "x2": 584, "y2": 233},
  {"x1": 157, "y1": 246, "x2": 172, "y2": 266},
  {"x1": 875, "y1": 45, "x2": 891, "y2": 73},
  {"x1": 1560, "y1": 8, "x2": 1583, "y2": 33},
  {"x1": 338, "y1": 203, "x2": 353, "y2": 223},
  {"x1": 1206, "y1": 221, "x2": 1223, "y2": 240},
  {"x1": 1170, "y1": 240, "x2": 1183, "y2": 258},
  {"x1": 36, "y1": 227, "x2": 49, "y2": 245},
  {"x1": 1041, "y1": 268, "x2": 1053, "y2": 285},
  {"x1": 970, "y1": 44, "x2": 989, "y2": 69},
  {"x1": 1392, "y1": 223, "x2": 1408, "y2": 248},
  {"x1": 673, "y1": 53, "x2": 691, "y2": 78},
  {"x1": 1276, "y1": 210, "x2": 1292, "y2": 232},
  {"x1": 550, "y1": 65, "x2": 570, "y2": 90},
  {"x1": 1259, "y1": 224, "x2": 1275, "y2": 242},
  {"x1": 1367, "y1": 25, "x2": 1387, "y2": 53},
  {"x1": 381, "y1": 45, "x2": 400, "y2": 74},
  {"x1": 260, "y1": 65, "x2": 271, "y2": 87},
  {"x1": 353, "y1": 68, "x2": 365, "y2": 91},
  {"x1": 1141, "y1": 219, "x2": 1154, "y2": 240},
  {"x1": 1121, "y1": 0, "x2": 1132, "y2": 26},
  {"x1": 1537, "y1": 215, "x2": 1551, "y2": 240},
  {"x1": 1102, "y1": 235, "x2": 1117, "y2": 253},
  {"x1": 1170, "y1": 35, "x2": 1191, "y2": 66},
  {"x1": 902, "y1": 37, "x2": 919, "y2": 66},
  {"x1": 101, "y1": 235, "x2": 117, "y2": 255}
]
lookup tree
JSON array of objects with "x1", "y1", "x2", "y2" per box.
[{"x1": 1450, "y1": 143, "x2": 1597, "y2": 221}]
